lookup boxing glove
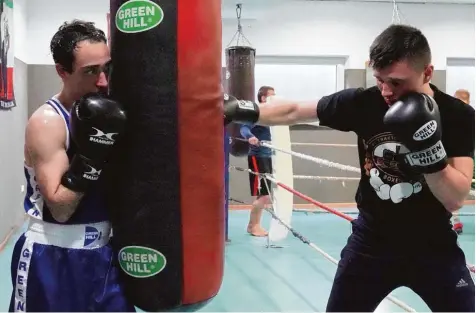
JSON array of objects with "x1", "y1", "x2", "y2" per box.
[
  {"x1": 224, "y1": 93, "x2": 260, "y2": 126},
  {"x1": 383, "y1": 92, "x2": 447, "y2": 174},
  {"x1": 61, "y1": 93, "x2": 127, "y2": 192}
]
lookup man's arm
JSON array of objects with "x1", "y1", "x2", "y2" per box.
[
  {"x1": 239, "y1": 124, "x2": 254, "y2": 139},
  {"x1": 224, "y1": 89, "x2": 364, "y2": 131},
  {"x1": 26, "y1": 108, "x2": 84, "y2": 223},
  {"x1": 424, "y1": 102, "x2": 475, "y2": 211},
  {"x1": 255, "y1": 98, "x2": 319, "y2": 126},
  {"x1": 424, "y1": 157, "x2": 474, "y2": 211}
]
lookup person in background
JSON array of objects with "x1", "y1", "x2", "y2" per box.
[
  {"x1": 452, "y1": 89, "x2": 472, "y2": 234},
  {"x1": 239, "y1": 86, "x2": 276, "y2": 236}
]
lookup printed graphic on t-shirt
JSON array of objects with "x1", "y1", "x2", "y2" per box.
[{"x1": 363, "y1": 132, "x2": 425, "y2": 204}]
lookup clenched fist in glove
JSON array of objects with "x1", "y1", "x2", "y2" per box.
[
  {"x1": 384, "y1": 92, "x2": 447, "y2": 174},
  {"x1": 223, "y1": 93, "x2": 260, "y2": 126},
  {"x1": 61, "y1": 93, "x2": 127, "y2": 192}
]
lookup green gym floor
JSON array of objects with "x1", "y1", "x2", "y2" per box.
[{"x1": 0, "y1": 205, "x2": 474, "y2": 312}]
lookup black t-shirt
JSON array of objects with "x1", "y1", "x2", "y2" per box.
[{"x1": 317, "y1": 84, "x2": 475, "y2": 253}]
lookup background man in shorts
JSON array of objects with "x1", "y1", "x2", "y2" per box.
[{"x1": 240, "y1": 86, "x2": 276, "y2": 236}]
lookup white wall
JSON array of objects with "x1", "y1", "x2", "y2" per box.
[
  {"x1": 222, "y1": 0, "x2": 475, "y2": 69},
  {"x1": 0, "y1": 0, "x2": 29, "y2": 241},
  {"x1": 26, "y1": 0, "x2": 109, "y2": 65},
  {"x1": 14, "y1": 0, "x2": 27, "y2": 62},
  {"x1": 24, "y1": 0, "x2": 474, "y2": 69}
]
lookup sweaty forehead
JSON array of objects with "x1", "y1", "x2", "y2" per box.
[{"x1": 74, "y1": 41, "x2": 110, "y2": 68}]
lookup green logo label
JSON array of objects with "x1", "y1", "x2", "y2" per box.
[
  {"x1": 115, "y1": 0, "x2": 164, "y2": 33},
  {"x1": 118, "y1": 246, "x2": 166, "y2": 278}
]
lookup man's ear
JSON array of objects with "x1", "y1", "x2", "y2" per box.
[
  {"x1": 423, "y1": 65, "x2": 434, "y2": 84},
  {"x1": 55, "y1": 64, "x2": 68, "y2": 79}
]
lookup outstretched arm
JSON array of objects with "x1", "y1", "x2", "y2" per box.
[{"x1": 224, "y1": 89, "x2": 364, "y2": 132}]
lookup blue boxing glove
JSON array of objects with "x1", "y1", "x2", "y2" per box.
[{"x1": 383, "y1": 92, "x2": 447, "y2": 174}]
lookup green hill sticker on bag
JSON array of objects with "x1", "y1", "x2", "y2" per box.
[
  {"x1": 119, "y1": 246, "x2": 166, "y2": 278},
  {"x1": 115, "y1": 0, "x2": 164, "y2": 33}
]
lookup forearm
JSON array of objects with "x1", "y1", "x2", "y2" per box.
[
  {"x1": 425, "y1": 166, "x2": 471, "y2": 212},
  {"x1": 257, "y1": 99, "x2": 318, "y2": 126},
  {"x1": 46, "y1": 186, "x2": 84, "y2": 223},
  {"x1": 240, "y1": 125, "x2": 254, "y2": 139}
]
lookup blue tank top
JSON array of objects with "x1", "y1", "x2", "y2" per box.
[{"x1": 23, "y1": 96, "x2": 110, "y2": 224}]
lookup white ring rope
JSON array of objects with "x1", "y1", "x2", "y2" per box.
[
  {"x1": 293, "y1": 207, "x2": 475, "y2": 216},
  {"x1": 294, "y1": 175, "x2": 359, "y2": 181},
  {"x1": 230, "y1": 166, "x2": 416, "y2": 312},
  {"x1": 261, "y1": 141, "x2": 476, "y2": 196},
  {"x1": 262, "y1": 141, "x2": 361, "y2": 174},
  {"x1": 292, "y1": 142, "x2": 357, "y2": 147}
]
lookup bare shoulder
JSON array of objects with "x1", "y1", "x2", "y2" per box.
[{"x1": 25, "y1": 104, "x2": 67, "y2": 158}]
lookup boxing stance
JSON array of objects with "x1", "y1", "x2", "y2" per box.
[
  {"x1": 451, "y1": 89, "x2": 472, "y2": 234},
  {"x1": 225, "y1": 24, "x2": 475, "y2": 312},
  {"x1": 240, "y1": 86, "x2": 276, "y2": 237},
  {"x1": 10, "y1": 20, "x2": 134, "y2": 312}
]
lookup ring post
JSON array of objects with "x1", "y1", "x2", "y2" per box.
[{"x1": 224, "y1": 128, "x2": 230, "y2": 241}]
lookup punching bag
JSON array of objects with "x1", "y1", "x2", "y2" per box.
[
  {"x1": 225, "y1": 46, "x2": 256, "y2": 157},
  {"x1": 105, "y1": 0, "x2": 224, "y2": 311}
]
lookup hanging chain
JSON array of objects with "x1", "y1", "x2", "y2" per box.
[{"x1": 226, "y1": 3, "x2": 253, "y2": 48}]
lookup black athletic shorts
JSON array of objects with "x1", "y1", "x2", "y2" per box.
[
  {"x1": 326, "y1": 232, "x2": 475, "y2": 312},
  {"x1": 247, "y1": 155, "x2": 272, "y2": 197}
]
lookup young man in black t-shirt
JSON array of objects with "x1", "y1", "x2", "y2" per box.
[{"x1": 224, "y1": 24, "x2": 475, "y2": 312}]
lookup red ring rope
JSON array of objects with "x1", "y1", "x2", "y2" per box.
[{"x1": 265, "y1": 174, "x2": 476, "y2": 274}]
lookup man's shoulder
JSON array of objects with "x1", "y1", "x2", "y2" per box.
[
  {"x1": 27, "y1": 104, "x2": 65, "y2": 138},
  {"x1": 29, "y1": 104, "x2": 62, "y2": 124}
]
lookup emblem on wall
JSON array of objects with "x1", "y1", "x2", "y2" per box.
[{"x1": 0, "y1": 0, "x2": 14, "y2": 110}]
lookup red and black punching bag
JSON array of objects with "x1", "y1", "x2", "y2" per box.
[
  {"x1": 105, "y1": 0, "x2": 224, "y2": 311},
  {"x1": 225, "y1": 46, "x2": 256, "y2": 157}
]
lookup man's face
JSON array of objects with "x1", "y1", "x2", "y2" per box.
[
  {"x1": 373, "y1": 60, "x2": 433, "y2": 105},
  {"x1": 454, "y1": 91, "x2": 470, "y2": 104},
  {"x1": 261, "y1": 89, "x2": 275, "y2": 102},
  {"x1": 58, "y1": 40, "x2": 110, "y2": 99}
]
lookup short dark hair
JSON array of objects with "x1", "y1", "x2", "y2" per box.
[
  {"x1": 50, "y1": 19, "x2": 107, "y2": 73},
  {"x1": 257, "y1": 86, "x2": 274, "y2": 103},
  {"x1": 369, "y1": 24, "x2": 431, "y2": 71}
]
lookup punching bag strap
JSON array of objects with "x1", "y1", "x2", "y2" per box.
[{"x1": 226, "y1": 3, "x2": 252, "y2": 48}]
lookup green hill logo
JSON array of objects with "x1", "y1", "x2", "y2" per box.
[
  {"x1": 115, "y1": 0, "x2": 164, "y2": 33},
  {"x1": 118, "y1": 246, "x2": 166, "y2": 278}
]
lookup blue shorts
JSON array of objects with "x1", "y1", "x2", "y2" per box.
[{"x1": 9, "y1": 221, "x2": 135, "y2": 312}]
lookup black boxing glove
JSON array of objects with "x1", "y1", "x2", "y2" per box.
[
  {"x1": 61, "y1": 93, "x2": 127, "y2": 192},
  {"x1": 224, "y1": 93, "x2": 260, "y2": 126},
  {"x1": 383, "y1": 92, "x2": 447, "y2": 174}
]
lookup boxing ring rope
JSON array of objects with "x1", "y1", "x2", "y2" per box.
[
  {"x1": 294, "y1": 175, "x2": 359, "y2": 181},
  {"x1": 291, "y1": 142, "x2": 357, "y2": 147},
  {"x1": 230, "y1": 165, "x2": 416, "y2": 312},
  {"x1": 291, "y1": 142, "x2": 357, "y2": 148},
  {"x1": 229, "y1": 136, "x2": 475, "y2": 271},
  {"x1": 258, "y1": 141, "x2": 476, "y2": 270},
  {"x1": 260, "y1": 141, "x2": 476, "y2": 196}
]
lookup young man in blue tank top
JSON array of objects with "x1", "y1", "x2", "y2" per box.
[
  {"x1": 239, "y1": 86, "x2": 275, "y2": 237},
  {"x1": 225, "y1": 25, "x2": 475, "y2": 312},
  {"x1": 10, "y1": 20, "x2": 134, "y2": 312}
]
